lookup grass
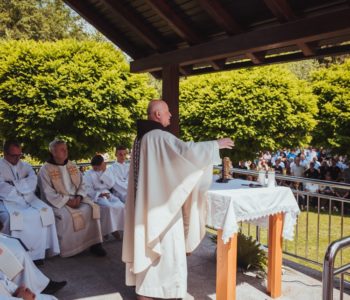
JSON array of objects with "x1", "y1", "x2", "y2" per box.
[{"x1": 208, "y1": 210, "x2": 350, "y2": 281}]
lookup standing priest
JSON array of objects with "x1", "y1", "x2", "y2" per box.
[
  {"x1": 0, "y1": 141, "x2": 60, "y2": 261},
  {"x1": 122, "y1": 99, "x2": 234, "y2": 299}
]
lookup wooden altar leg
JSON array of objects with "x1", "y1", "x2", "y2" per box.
[
  {"x1": 267, "y1": 213, "x2": 283, "y2": 298},
  {"x1": 216, "y1": 230, "x2": 237, "y2": 300}
]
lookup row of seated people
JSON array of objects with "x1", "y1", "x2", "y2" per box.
[{"x1": 0, "y1": 139, "x2": 130, "y2": 265}]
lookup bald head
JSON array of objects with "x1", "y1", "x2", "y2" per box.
[{"x1": 147, "y1": 99, "x2": 172, "y2": 127}]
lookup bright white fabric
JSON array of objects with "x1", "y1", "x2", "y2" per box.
[
  {"x1": 38, "y1": 164, "x2": 103, "y2": 257},
  {"x1": 109, "y1": 162, "x2": 129, "y2": 203},
  {"x1": 84, "y1": 169, "x2": 125, "y2": 235},
  {"x1": 122, "y1": 129, "x2": 221, "y2": 299},
  {"x1": 207, "y1": 177, "x2": 300, "y2": 243},
  {"x1": 0, "y1": 159, "x2": 60, "y2": 260},
  {"x1": 0, "y1": 271, "x2": 56, "y2": 300},
  {"x1": 0, "y1": 234, "x2": 49, "y2": 294}
]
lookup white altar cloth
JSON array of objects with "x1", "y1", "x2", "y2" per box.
[{"x1": 207, "y1": 178, "x2": 300, "y2": 243}]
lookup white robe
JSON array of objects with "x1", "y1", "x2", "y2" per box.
[
  {"x1": 122, "y1": 129, "x2": 221, "y2": 299},
  {"x1": 84, "y1": 169, "x2": 125, "y2": 236},
  {"x1": 0, "y1": 234, "x2": 49, "y2": 294},
  {"x1": 109, "y1": 162, "x2": 129, "y2": 203},
  {"x1": 38, "y1": 163, "x2": 103, "y2": 257},
  {"x1": 0, "y1": 159, "x2": 60, "y2": 260},
  {"x1": 0, "y1": 271, "x2": 56, "y2": 300}
]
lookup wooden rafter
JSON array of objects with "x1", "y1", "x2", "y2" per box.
[
  {"x1": 99, "y1": 0, "x2": 168, "y2": 52},
  {"x1": 145, "y1": 0, "x2": 202, "y2": 44},
  {"x1": 130, "y1": 8, "x2": 350, "y2": 73},
  {"x1": 145, "y1": 0, "x2": 225, "y2": 71},
  {"x1": 246, "y1": 52, "x2": 266, "y2": 64},
  {"x1": 64, "y1": 0, "x2": 142, "y2": 58},
  {"x1": 196, "y1": 0, "x2": 241, "y2": 35},
  {"x1": 264, "y1": 0, "x2": 296, "y2": 22},
  {"x1": 263, "y1": 0, "x2": 316, "y2": 56},
  {"x1": 189, "y1": 44, "x2": 350, "y2": 76}
]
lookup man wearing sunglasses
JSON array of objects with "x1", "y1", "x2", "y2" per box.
[{"x1": 0, "y1": 141, "x2": 60, "y2": 263}]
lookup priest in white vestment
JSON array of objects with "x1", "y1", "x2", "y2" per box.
[
  {"x1": 0, "y1": 270, "x2": 57, "y2": 300},
  {"x1": 109, "y1": 146, "x2": 130, "y2": 203},
  {"x1": 84, "y1": 154, "x2": 125, "y2": 238},
  {"x1": 37, "y1": 139, "x2": 106, "y2": 258},
  {"x1": 0, "y1": 226, "x2": 66, "y2": 296},
  {"x1": 0, "y1": 141, "x2": 60, "y2": 261},
  {"x1": 122, "y1": 100, "x2": 234, "y2": 299}
]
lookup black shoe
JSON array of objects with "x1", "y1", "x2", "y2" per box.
[
  {"x1": 33, "y1": 259, "x2": 44, "y2": 266},
  {"x1": 90, "y1": 243, "x2": 107, "y2": 257},
  {"x1": 42, "y1": 280, "x2": 67, "y2": 295}
]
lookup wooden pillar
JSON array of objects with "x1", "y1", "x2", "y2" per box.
[
  {"x1": 267, "y1": 213, "x2": 283, "y2": 298},
  {"x1": 216, "y1": 230, "x2": 237, "y2": 300},
  {"x1": 162, "y1": 64, "x2": 179, "y2": 137}
]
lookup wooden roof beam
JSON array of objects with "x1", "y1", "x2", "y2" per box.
[
  {"x1": 64, "y1": 0, "x2": 142, "y2": 59},
  {"x1": 179, "y1": 66, "x2": 193, "y2": 76},
  {"x1": 297, "y1": 42, "x2": 316, "y2": 56},
  {"x1": 197, "y1": 0, "x2": 241, "y2": 35},
  {"x1": 246, "y1": 51, "x2": 266, "y2": 64},
  {"x1": 211, "y1": 59, "x2": 226, "y2": 70},
  {"x1": 263, "y1": 0, "x2": 296, "y2": 22},
  {"x1": 263, "y1": 0, "x2": 318, "y2": 58},
  {"x1": 130, "y1": 8, "x2": 350, "y2": 73},
  {"x1": 145, "y1": 0, "x2": 202, "y2": 44},
  {"x1": 190, "y1": 44, "x2": 350, "y2": 76},
  {"x1": 99, "y1": 0, "x2": 169, "y2": 52}
]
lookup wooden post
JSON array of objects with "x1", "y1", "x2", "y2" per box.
[
  {"x1": 216, "y1": 229, "x2": 237, "y2": 300},
  {"x1": 267, "y1": 213, "x2": 283, "y2": 298},
  {"x1": 162, "y1": 64, "x2": 179, "y2": 137}
]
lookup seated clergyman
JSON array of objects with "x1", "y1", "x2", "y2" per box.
[
  {"x1": 0, "y1": 140, "x2": 60, "y2": 262},
  {"x1": 37, "y1": 139, "x2": 106, "y2": 257},
  {"x1": 84, "y1": 155, "x2": 125, "y2": 239},
  {"x1": 0, "y1": 221, "x2": 66, "y2": 297}
]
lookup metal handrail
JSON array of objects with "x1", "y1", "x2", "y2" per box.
[
  {"x1": 322, "y1": 236, "x2": 350, "y2": 300},
  {"x1": 229, "y1": 167, "x2": 350, "y2": 190}
]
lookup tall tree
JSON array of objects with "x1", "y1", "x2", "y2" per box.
[
  {"x1": 179, "y1": 66, "x2": 318, "y2": 161},
  {"x1": 0, "y1": 0, "x2": 89, "y2": 41},
  {"x1": 0, "y1": 39, "x2": 156, "y2": 160},
  {"x1": 311, "y1": 59, "x2": 350, "y2": 155}
]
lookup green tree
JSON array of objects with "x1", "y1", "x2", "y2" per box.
[
  {"x1": 179, "y1": 66, "x2": 318, "y2": 161},
  {"x1": 0, "y1": 39, "x2": 156, "y2": 160},
  {"x1": 311, "y1": 59, "x2": 350, "y2": 155},
  {"x1": 0, "y1": 0, "x2": 90, "y2": 41}
]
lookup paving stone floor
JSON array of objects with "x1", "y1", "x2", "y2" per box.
[{"x1": 38, "y1": 235, "x2": 349, "y2": 300}]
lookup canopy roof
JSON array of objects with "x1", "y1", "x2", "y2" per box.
[{"x1": 65, "y1": 0, "x2": 350, "y2": 77}]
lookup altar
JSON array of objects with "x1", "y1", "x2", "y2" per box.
[{"x1": 207, "y1": 178, "x2": 300, "y2": 299}]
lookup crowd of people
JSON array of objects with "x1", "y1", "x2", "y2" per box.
[
  {"x1": 0, "y1": 140, "x2": 129, "y2": 298},
  {"x1": 236, "y1": 147, "x2": 350, "y2": 211}
]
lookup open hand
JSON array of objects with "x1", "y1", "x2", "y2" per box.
[{"x1": 217, "y1": 138, "x2": 234, "y2": 149}]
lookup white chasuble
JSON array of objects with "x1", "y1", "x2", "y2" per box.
[
  {"x1": 38, "y1": 161, "x2": 102, "y2": 257},
  {"x1": 122, "y1": 128, "x2": 220, "y2": 299},
  {"x1": 84, "y1": 169, "x2": 125, "y2": 235},
  {"x1": 0, "y1": 159, "x2": 59, "y2": 260}
]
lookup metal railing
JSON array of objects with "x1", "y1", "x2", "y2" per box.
[
  {"x1": 322, "y1": 236, "x2": 350, "y2": 300},
  {"x1": 228, "y1": 168, "x2": 350, "y2": 272},
  {"x1": 32, "y1": 161, "x2": 115, "y2": 174}
]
